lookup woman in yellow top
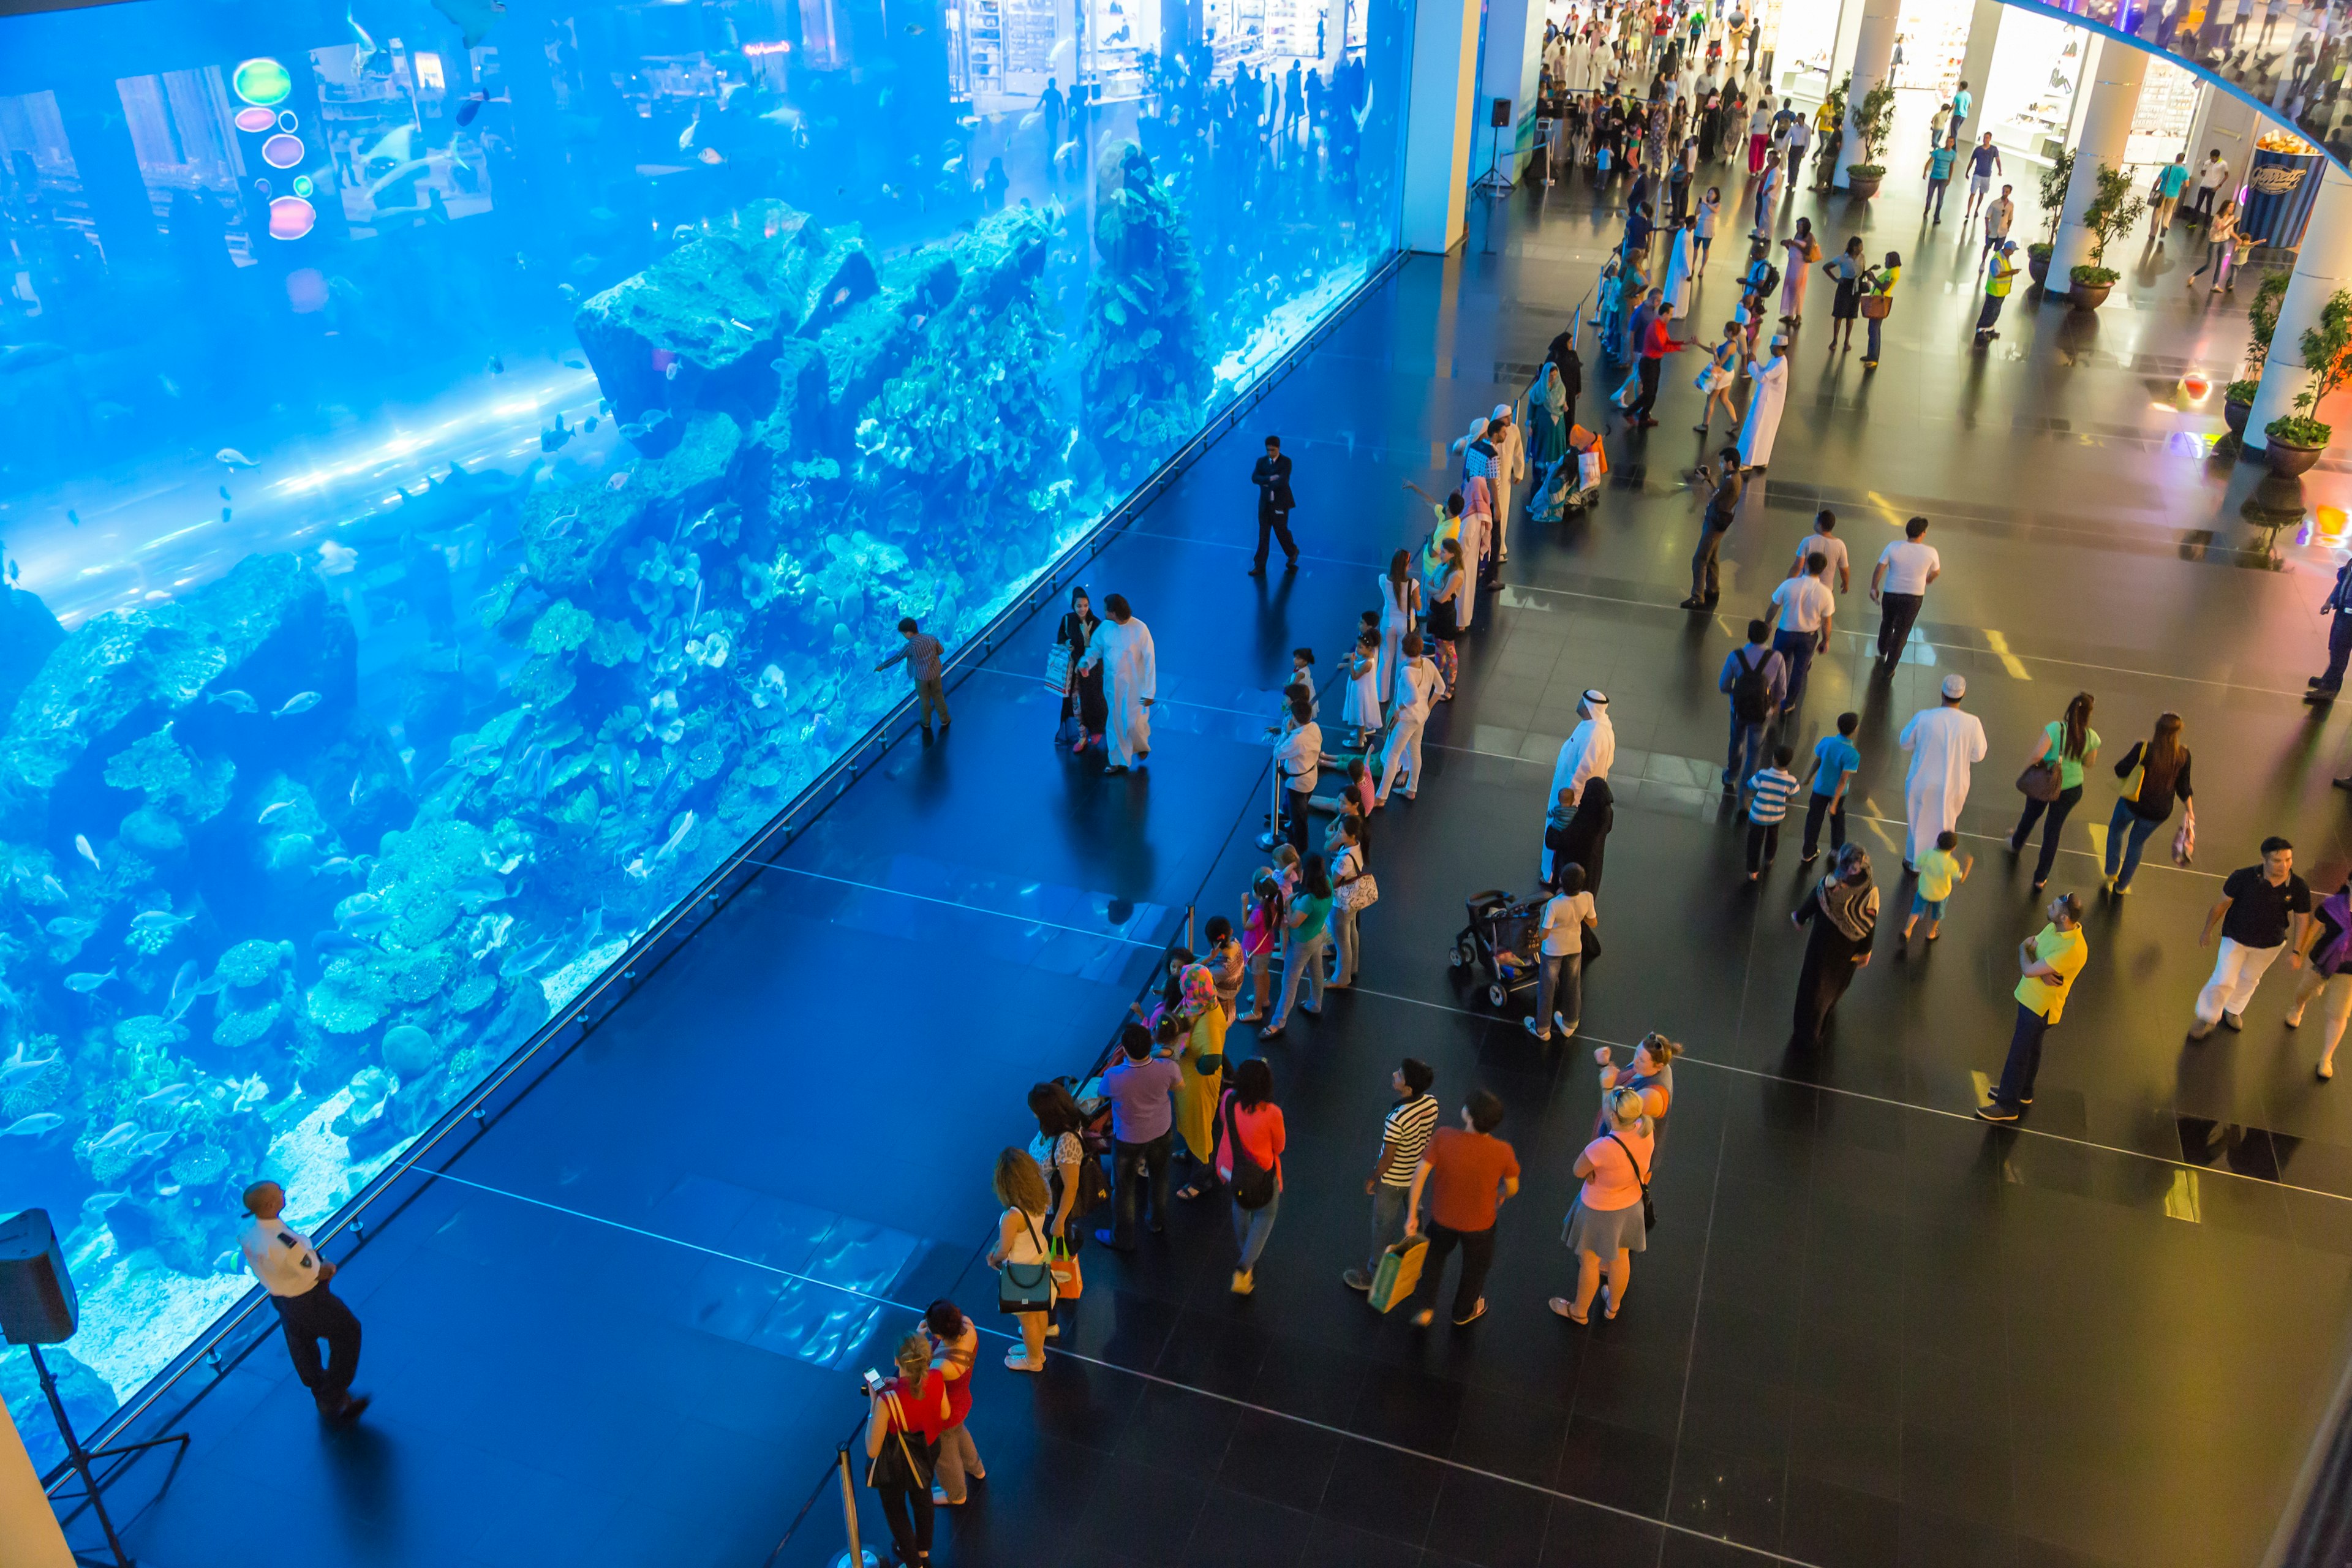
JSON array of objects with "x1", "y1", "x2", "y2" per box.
[
  {"x1": 1172, "y1": 961, "x2": 1227, "y2": 1197},
  {"x1": 1860, "y1": 249, "x2": 1901, "y2": 370}
]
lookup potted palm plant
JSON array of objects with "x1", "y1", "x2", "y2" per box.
[
  {"x1": 2065, "y1": 163, "x2": 2144, "y2": 311},
  {"x1": 2263, "y1": 287, "x2": 2352, "y2": 478},
  {"x1": 2226, "y1": 273, "x2": 2290, "y2": 441},
  {"x1": 1842, "y1": 78, "x2": 1896, "y2": 199},
  {"x1": 2027, "y1": 146, "x2": 2071, "y2": 287}
]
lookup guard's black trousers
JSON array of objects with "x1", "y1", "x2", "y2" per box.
[{"x1": 272, "y1": 1283, "x2": 362, "y2": 1408}]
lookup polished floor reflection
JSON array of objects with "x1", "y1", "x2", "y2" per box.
[{"x1": 76, "y1": 116, "x2": 2352, "y2": 1568}]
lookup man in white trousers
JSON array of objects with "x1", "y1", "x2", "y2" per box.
[
  {"x1": 2190, "y1": 837, "x2": 2311, "y2": 1039},
  {"x1": 1078, "y1": 593, "x2": 1156, "y2": 775},
  {"x1": 1898, "y1": 674, "x2": 1987, "y2": 873},
  {"x1": 1379, "y1": 632, "x2": 1443, "y2": 805}
]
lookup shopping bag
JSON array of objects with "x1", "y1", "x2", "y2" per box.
[
  {"x1": 1368, "y1": 1234, "x2": 1429, "y2": 1314},
  {"x1": 1043, "y1": 643, "x2": 1072, "y2": 693},
  {"x1": 1048, "y1": 1239, "x2": 1084, "y2": 1300}
]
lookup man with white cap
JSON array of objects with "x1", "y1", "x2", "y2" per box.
[
  {"x1": 1898, "y1": 674, "x2": 1988, "y2": 873},
  {"x1": 1543, "y1": 692, "x2": 1615, "y2": 872},
  {"x1": 1736, "y1": 332, "x2": 1789, "y2": 470}
]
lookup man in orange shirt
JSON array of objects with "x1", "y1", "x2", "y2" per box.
[{"x1": 1403, "y1": 1089, "x2": 1521, "y2": 1327}]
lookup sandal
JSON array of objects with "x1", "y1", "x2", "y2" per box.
[
  {"x1": 1548, "y1": 1295, "x2": 1589, "y2": 1325},
  {"x1": 1177, "y1": 1182, "x2": 1212, "y2": 1201},
  {"x1": 1004, "y1": 1351, "x2": 1045, "y2": 1372}
]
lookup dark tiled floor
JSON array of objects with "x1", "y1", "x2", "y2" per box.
[{"x1": 80, "y1": 100, "x2": 2352, "y2": 1568}]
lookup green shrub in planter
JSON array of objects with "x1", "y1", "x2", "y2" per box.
[
  {"x1": 1846, "y1": 164, "x2": 1885, "y2": 178},
  {"x1": 2070, "y1": 264, "x2": 2119, "y2": 287},
  {"x1": 2225, "y1": 379, "x2": 2258, "y2": 404},
  {"x1": 2027, "y1": 241, "x2": 2052, "y2": 261},
  {"x1": 2267, "y1": 414, "x2": 2333, "y2": 448}
]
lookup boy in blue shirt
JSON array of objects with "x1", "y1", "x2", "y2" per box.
[{"x1": 1801, "y1": 711, "x2": 1861, "y2": 864}]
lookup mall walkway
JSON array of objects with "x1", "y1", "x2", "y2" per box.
[{"x1": 88, "y1": 111, "x2": 2352, "y2": 1568}]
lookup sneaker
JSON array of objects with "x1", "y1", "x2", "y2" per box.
[
  {"x1": 1975, "y1": 1101, "x2": 2019, "y2": 1123},
  {"x1": 1522, "y1": 1017, "x2": 1551, "y2": 1041},
  {"x1": 2188, "y1": 1020, "x2": 2215, "y2": 1041},
  {"x1": 1554, "y1": 1011, "x2": 1574, "y2": 1036},
  {"x1": 932, "y1": 1488, "x2": 966, "y2": 1507},
  {"x1": 1231, "y1": 1270, "x2": 1256, "y2": 1295},
  {"x1": 2222, "y1": 1012, "x2": 2245, "y2": 1031},
  {"x1": 1343, "y1": 1268, "x2": 1374, "y2": 1292},
  {"x1": 1005, "y1": 1351, "x2": 1045, "y2": 1371}
]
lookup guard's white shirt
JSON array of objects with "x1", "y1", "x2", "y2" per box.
[
  {"x1": 1791, "y1": 532, "x2": 1847, "y2": 587},
  {"x1": 1275, "y1": 720, "x2": 1322, "y2": 796},
  {"x1": 240, "y1": 1213, "x2": 323, "y2": 1298},
  {"x1": 1771, "y1": 575, "x2": 1836, "y2": 635}
]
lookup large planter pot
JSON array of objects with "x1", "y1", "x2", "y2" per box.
[
  {"x1": 2027, "y1": 252, "x2": 2050, "y2": 286},
  {"x1": 2224, "y1": 396, "x2": 2253, "y2": 440},
  {"x1": 1845, "y1": 173, "x2": 1882, "y2": 200},
  {"x1": 2068, "y1": 281, "x2": 2113, "y2": 312},
  {"x1": 2266, "y1": 435, "x2": 2326, "y2": 478}
]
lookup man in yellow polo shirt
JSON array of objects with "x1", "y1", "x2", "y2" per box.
[{"x1": 1978, "y1": 892, "x2": 2087, "y2": 1121}]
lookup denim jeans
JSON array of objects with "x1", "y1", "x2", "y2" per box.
[
  {"x1": 1365, "y1": 1184, "x2": 1411, "y2": 1277},
  {"x1": 2011, "y1": 784, "x2": 2081, "y2": 885},
  {"x1": 1772, "y1": 628, "x2": 1819, "y2": 712},
  {"x1": 1232, "y1": 1188, "x2": 1281, "y2": 1272},
  {"x1": 1725, "y1": 712, "x2": 1767, "y2": 785},
  {"x1": 1330, "y1": 903, "x2": 1361, "y2": 986},
  {"x1": 1991, "y1": 1001, "x2": 2054, "y2": 1106},
  {"x1": 1801, "y1": 790, "x2": 1846, "y2": 858},
  {"x1": 2102, "y1": 799, "x2": 2165, "y2": 889},
  {"x1": 1536, "y1": 951, "x2": 1583, "y2": 1034},
  {"x1": 1272, "y1": 930, "x2": 1330, "y2": 1027},
  {"x1": 1109, "y1": 1130, "x2": 1172, "y2": 1245}
]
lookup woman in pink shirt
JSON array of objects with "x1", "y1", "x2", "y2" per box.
[
  {"x1": 1215, "y1": 1058, "x2": 1287, "y2": 1295},
  {"x1": 1550, "y1": 1087, "x2": 1653, "y2": 1324},
  {"x1": 1235, "y1": 870, "x2": 1284, "y2": 1025}
]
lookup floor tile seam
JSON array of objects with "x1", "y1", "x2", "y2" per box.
[
  {"x1": 1412, "y1": 740, "x2": 2228, "y2": 883},
  {"x1": 734, "y1": 861, "x2": 1175, "y2": 949},
  {"x1": 1336, "y1": 987, "x2": 2352, "y2": 1210},
  {"x1": 1659, "y1": 1063, "x2": 1741, "y2": 1568},
  {"x1": 418, "y1": 1166, "x2": 1827, "y2": 1566},
  {"x1": 1110, "y1": 527, "x2": 2318, "y2": 699}
]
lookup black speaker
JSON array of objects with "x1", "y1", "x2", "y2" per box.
[
  {"x1": 0, "y1": 1209, "x2": 78, "y2": 1345},
  {"x1": 1490, "y1": 97, "x2": 1513, "y2": 127}
]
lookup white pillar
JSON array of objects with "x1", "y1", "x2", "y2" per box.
[
  {"x1": 1403, "y1": 0, "x2": 1479, "y2": 254},
  {"x1": 2246, "y1": 164, "x2": 2352, "y2": 450},
  {"x1": 2191, "y1": 87, "x2": 2261, "y2": 194},
  {"x1": 1954, "y1": 0, "x2": 2002, "y2": 140},
  {"x1": 1830, "y1": 0, "x2": 1898, "y2": 192},
  {"x1": 1479, "y1": 0, "x2": 1548, "y2": 177},
  {"x1": 2048, "y1": 39, "x2": 2146, "y2": 293},
  {"x1": 1829, "y1": 0, "x2": 1864, "y2": 100}
]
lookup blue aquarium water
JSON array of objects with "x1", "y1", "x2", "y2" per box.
[{"x1": 0, "y1": 0, "x2": 1410, "y2": 1471}]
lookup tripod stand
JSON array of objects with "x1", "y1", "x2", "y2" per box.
[
  {"x1": 30, "y1": 1343, "x2": 190, "y2": 1567},
  {"x1": 1471, "y1": 116, "x2": 1517, "y2": 196}
]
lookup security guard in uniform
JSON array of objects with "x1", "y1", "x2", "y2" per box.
[{"x1": 238, "y1": 1181, "x2": 369, "y2": 1423}]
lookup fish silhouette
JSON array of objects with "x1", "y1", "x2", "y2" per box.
[
  {"x1": 217, "y1": 448, "x2": 259, "y2": 469},
  {"x1": 130, "y1": 1131, "x2": 176, "y2": 1158},
  {"x1": 2, "y1": 1113, "x2": 64, "y2": 1137},
  {"x1": 74, "y1": 834, "x2": 99, "y2": 872},
  {"x1": 457, "y1": 91, "x2": 488, "y2": 126},
  {"x1": 89, "y1": 1122, "x2": 139, "y2": 1152},
  {"x1": 138, "y1": 1082, "x2": 194, "y2": 1109},
  {"x1": 273, "y1": 692, "x2": 322, "y2": 719},
  {"x1": 65, "y1": 967, "x2": 116, "y2": 992},
  {"x1": 208, "y1": 688, "x2": 258, "y2": 714}
]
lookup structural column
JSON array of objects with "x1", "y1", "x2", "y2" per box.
[
  {"x1": 1479, "y1": 0, "x2": 1549, "y2": 178},
  {"x1": 1830, "y1": 0, "x2": 1898, "y2": 192},
  {"x1": 2184, "y1": 84, "x2": 2260, "y2": 192},
  {"x1": 2245, "y1": 163, "x2": 2352, "y2": 451},
  {"x1": 2048, "y1": 39, "x2": 2146, "y2": 295},
  {"x1": 1403, "y1": 0, "x2": 1480, "y2": 254},
  {"x1": 1953, "y1": 0, "x2": 2003, "y2": 140}
]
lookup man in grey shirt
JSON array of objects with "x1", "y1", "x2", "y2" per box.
[
  {"x1": 876, "y1": 615, "x2": 950, "y2": 736},
  {"x1": 1681, "y1": 445, "x2": 1744, "y2": 609}
]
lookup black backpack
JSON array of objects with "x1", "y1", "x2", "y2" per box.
[{"x1": 1731, "y1": 648, "x2": 1771, "y2": 723}]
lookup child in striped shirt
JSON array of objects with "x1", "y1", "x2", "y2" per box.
[{"x1": 1746, "y1": 745, "x2": 1800, "y2": 881}]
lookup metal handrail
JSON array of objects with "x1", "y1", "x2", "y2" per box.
[{"x1": 49, "y1": 241, "x2": 1414, "y2": 1485}]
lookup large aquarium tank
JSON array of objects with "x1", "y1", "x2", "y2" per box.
[{"x1": 0, "y1": 0, "x2": 1411, "y2": 1469}]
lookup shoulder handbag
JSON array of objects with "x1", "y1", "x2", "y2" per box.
[
  {"x1": 2017, "y1": 747, "x2": 2062, "y2": 803},
  {"x1": 1859, "y1": 291, "x2": 1891, "y2": 319},
  {"x1": 866, "y1": 1390, "x2": 933, "y2": 1490},
  {"x1": 997, "y1": 1212, "x2": 1056, "y2": 1313},
  {"x1": 1578, "y1": 918, "x2": 1602, "y2": 966},
  {"x1": 1602, "y1": 1130, "x2": 1656, "y2": 1232},
  {"x1": 1223, "y1": 1093, "x2": 1278, "y2": 1210}
]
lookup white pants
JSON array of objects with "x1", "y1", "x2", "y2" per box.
[
  {"x1": 1378, "y1": 619, "x2": 1405, "y2": 692},
  {"x1": 1379, "y1": 714, "x2": 1427, "y2": 804},
  {"x1": 2196, "y1": 937, "x2": 2284, "y2": 1025}
]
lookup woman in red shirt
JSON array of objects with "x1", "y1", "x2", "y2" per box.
[
  {"x1": 1215, "y1": 1057, "x2": 1287, "y2": 1296},
  {"x1": 864, "y1": 1332, "x2": 942, "y2": 1565}
]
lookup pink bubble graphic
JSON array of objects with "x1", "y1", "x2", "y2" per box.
[
  {"x1": 233, "y1": 107, "x2": 276, "y2": 133},
  {"x1": 267, "y1": 195, "x2": 316, "y2": 241}
]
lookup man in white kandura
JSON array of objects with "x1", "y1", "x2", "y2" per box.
[
  {"x1": 1898, "y1": 673, "x2": 1988, "y2": 873},
  {"x1": 1079, "y1": 593, "x2": 1157, "y2": 775},
  {"x1": 1736, "y1": 332, "x2": 1789, "y2": 471},
  {"x1": 1542, "y1": 691, "x2": 1615, "y2": 872}
]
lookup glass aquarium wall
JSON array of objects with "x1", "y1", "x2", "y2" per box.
[{"x1": 0, "y1": 0, "x2": 1410, "y2": 1471}]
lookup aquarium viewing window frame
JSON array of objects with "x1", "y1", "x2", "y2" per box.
[{"x1": 47, "y1": 241, "x2": 1409, "y2": 1501}]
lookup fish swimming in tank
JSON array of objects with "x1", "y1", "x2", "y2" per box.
[
  {"x1": 207, "y1": 688, "x2": 258, "y2": 714},
  {"x1": 137, "y1": 1082, "x2": 195, "y2": 1109},
  {"x1": 216, "y1": 448, "x2": 259, "y2": 469},
  {"x1": 74, "y1": 834, "x2": 99, "y2": 872},
  {"x1": 2, "y1": 1114, "x2": 66, "y2": 1137},
  {"x1": 129, "y1": 909, "x2": 194, "y2": 939},
  {"x1": 45, "y1": 916, "x2": 96, "y2": 943},
  {"x1": 273, "y1": 692, "x2": 323, "y2": 719},
  {"x1": 65, "y1": 967, "x2": 116, "y2": 992},
  {"x1": 88, "y1": 1122, "x2": 138, "y2": 1152},
  {"x1": 457, "y1": 91, "x2": 489, "y2": 126}
]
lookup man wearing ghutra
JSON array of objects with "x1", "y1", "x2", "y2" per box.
[
  {"x1": 1543, "y1": 692, "x2": 1615, "y2": 873},
  {"x1": 1899, "y1": 674, "x2": 1988, "y2": 872},
  {"x1": 1077, "y1": 594, "x2": 1157, "y2": 775}
]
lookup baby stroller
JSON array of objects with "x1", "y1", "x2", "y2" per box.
[{"x1": 1449, "y1": 889, "x2": 1549, "y2": 1011}]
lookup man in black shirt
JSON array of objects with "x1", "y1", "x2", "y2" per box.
[
  {"x1": 2190, "y1": 835, "x2": 2312, "y2": 1039},
  {"x1": 1248, "y1": 435, "x2": 1298, "y2": 576},
  {"x1": 1680, "y1": 445, "x2": 1743, "y2": 609}
]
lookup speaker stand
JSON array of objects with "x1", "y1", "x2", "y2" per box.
[
  {"x1": 1471, "y1": 122, "x2": 1517, "y2": 196},
  {"x1": 29, "y1": 1343, "x2": 190, "y2": 1568}
]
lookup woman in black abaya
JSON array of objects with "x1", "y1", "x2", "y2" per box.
[{"x1": 1790, "y1": 843, "x2": 1877, "y2": 1045}]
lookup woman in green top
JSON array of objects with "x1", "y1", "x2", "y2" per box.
[
  {"x1": 1860, "y1": 250, "x2": 1901, "y2": 370},
  {"x1": 2009, "y1": 692, "x2": 2098, "y2": 891},
  {"x1": 1261, "y1": 853, "x2": 1334, "y2": 1038}
]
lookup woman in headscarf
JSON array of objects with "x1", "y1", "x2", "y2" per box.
[
  {"x1": 1525, "y1": 363, "x2": 1569, "y2": 484},
  {"x1": 1055, "y1": 586, "x2": 1107, "y2": 755},
  {"x1": 1548, "y1": 776, "x2": 1615, "y2": 892},
  {"x1": 1789, "y1": 843, "x2": 1878, "y2": 1046},
  {"x1": 1172, "y1": 956, "x2": 1229, "y2": 1198}
]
